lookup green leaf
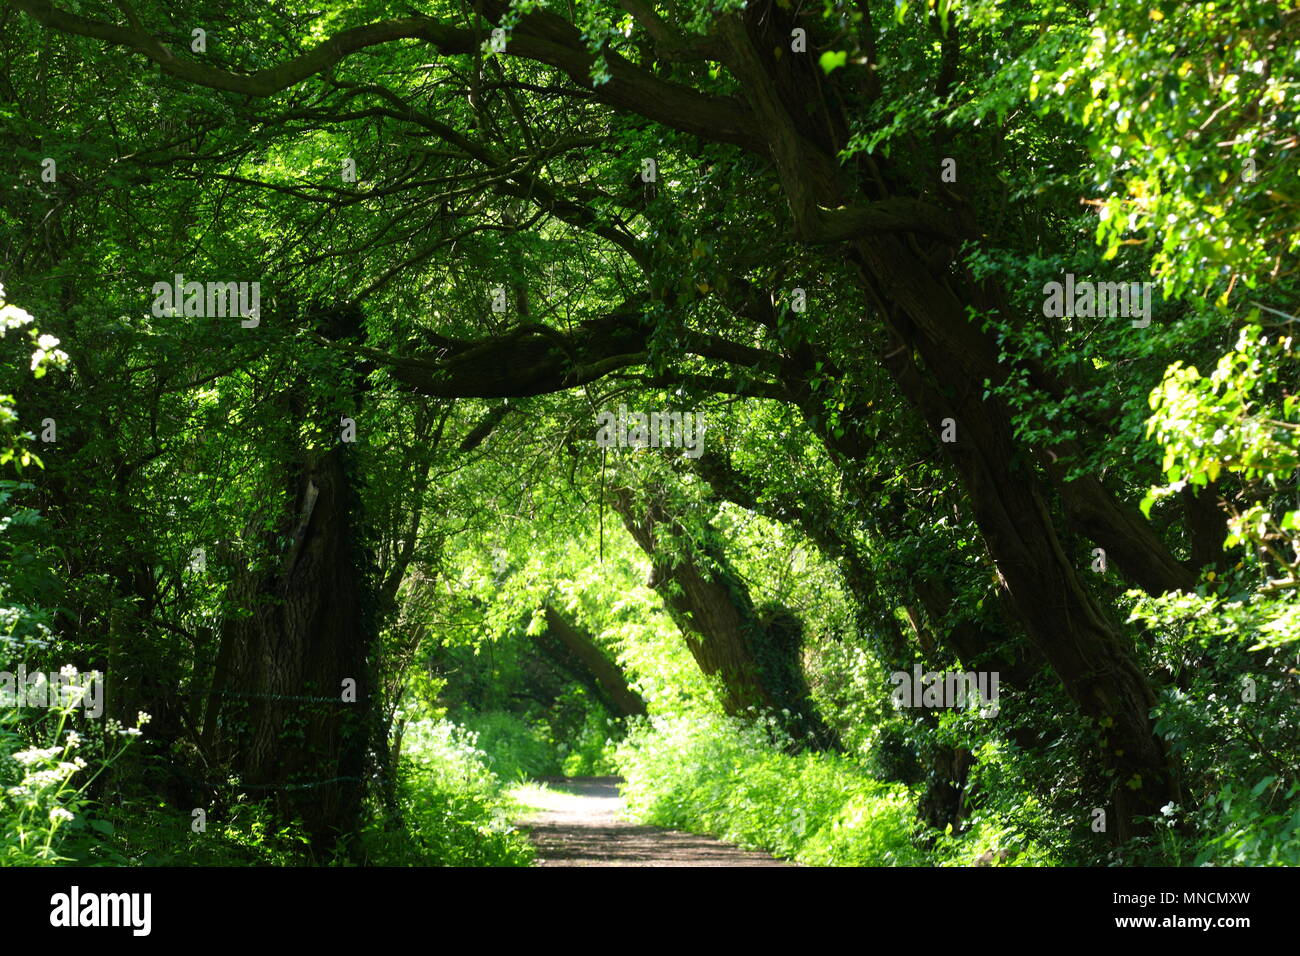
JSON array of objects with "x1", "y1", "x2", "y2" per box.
[{"x1": 819, "y1": 50, "x2": 848, "y2": 75}]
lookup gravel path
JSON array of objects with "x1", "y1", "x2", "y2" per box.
[{"x1": 513, "y1": 776, "x2": 791, "y2": 867}]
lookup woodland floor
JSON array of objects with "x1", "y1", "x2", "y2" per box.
[{"x1": 511, "y1": 776, "x2": 791, "y2": 867}]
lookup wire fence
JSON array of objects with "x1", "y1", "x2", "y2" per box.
[{"x1": 171, "y1": 768, "x2": 370, "y2": 792}]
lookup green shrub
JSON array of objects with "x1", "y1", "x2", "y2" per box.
[
  {"x1": 1192, "y1": 778, "x2": 1300, "y2": 866},
  {"x1": 97, "y1": 799, "x2": 314, "y2": 867},
  {"x1": 799, "y1": 789, "x2": 921, "y2": 866},
  {"x1": 615, "y1": 712, "x2": 924, "y2": 865},
  {"x1": 360, "y1": 718, "x2": 532, "y2": 866},
  {"x1": 560, "y1": 709, "x2": 619, "y2": 777},
  {"x1": 1, "y1": 670, "x2": 146, "y2": 865},
  {"x1": 1132, "y1": 777, "x2": 1300, "y2": 867},
  {"x1": 461, "y1": 710, "x2": 562, "y2": 781}
]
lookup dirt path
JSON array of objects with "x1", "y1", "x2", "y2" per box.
[{"x1": 512, "y1": 776, "x2": 791, "y2": 867}]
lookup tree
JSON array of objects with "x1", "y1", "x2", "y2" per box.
[{"x1": 10, "y1": 0, "x2": 1293, "y2": 844}]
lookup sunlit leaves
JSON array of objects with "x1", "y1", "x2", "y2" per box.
[{"x1": 1035, "y1": 0, "x2": 1300, "y2": 299}]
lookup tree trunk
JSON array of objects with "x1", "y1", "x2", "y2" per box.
[
  {"x1": 203, "y1": 306, "x2": 377, "y2": 852},
  {"x1": 709, "y1": 4, "x2": 1177, "y2": 833},
  {"x1": 206, "y1": 446, "x2": 373, "y2": 851},
  {"x1": 871, "y1": 286, "x2": 1176, "y2": 836},
  {"x1": 609, "y1": 485, "x2": 838, "y2": 751},
  {"x1": 538, "y1": 604, "x2": 647, "y2": 718}
]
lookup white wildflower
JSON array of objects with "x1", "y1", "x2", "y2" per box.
[
  {"x1": 13, "y1": 746, "x2": 60, "y2": 766},
  {"x1": 24, "y1": 768, "x2": 63, "y2": 788}
]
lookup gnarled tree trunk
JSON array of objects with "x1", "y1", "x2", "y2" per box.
[
  {"x1": 204, "y1": 445, "x2": 373, "y2": 851},
  {"x1": 610, "y1": 485, "x2": 838, "y2": 751},
  {"x1": 539, "y1": 604, "x2": 647, "y2": 718},
  {"x1": 715, "y1": 4, "x2": 1178, "y2": 836}
]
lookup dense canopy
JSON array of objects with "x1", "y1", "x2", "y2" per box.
[{"x1": 1, "y1": 0, "x2": 1297, "y2": 869}]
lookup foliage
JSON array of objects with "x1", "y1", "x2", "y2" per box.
[
  {"x1": 616, "y1": 712, "x2": 924, "y2": 865},
  {"x1": 1, "y1": 674, "x2": 147, "y2": 865},
  {"x1": 1, "y1": 0, "x2": 1296, "y2": 871},
  {"x1": 1036, "y1": 0, "x2": 1300, "y2": 298},
  {"x1": 359, "y1": 719, "x2": 533, "y2": 867},
  {"x1": 559, "y1": 708, "x2": 620, "y2": 777},
  {"x1": 1143, "y1": 319, "x2": 1300, "y2": 610},
  {"x1": 461, "y1": 710, "x2": 563, "y2": 781}
]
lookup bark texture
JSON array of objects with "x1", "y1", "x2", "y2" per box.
[
  {"x1": 539, "y1": 604, "x2": 648, "y2": 718},
  {"x1": 610, "y1": 486, "x2": 838, "y2": 751}
]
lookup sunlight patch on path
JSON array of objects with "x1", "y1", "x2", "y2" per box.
[{"x1": 510, "y1": 776, "x2": 791, "y2": 868}]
